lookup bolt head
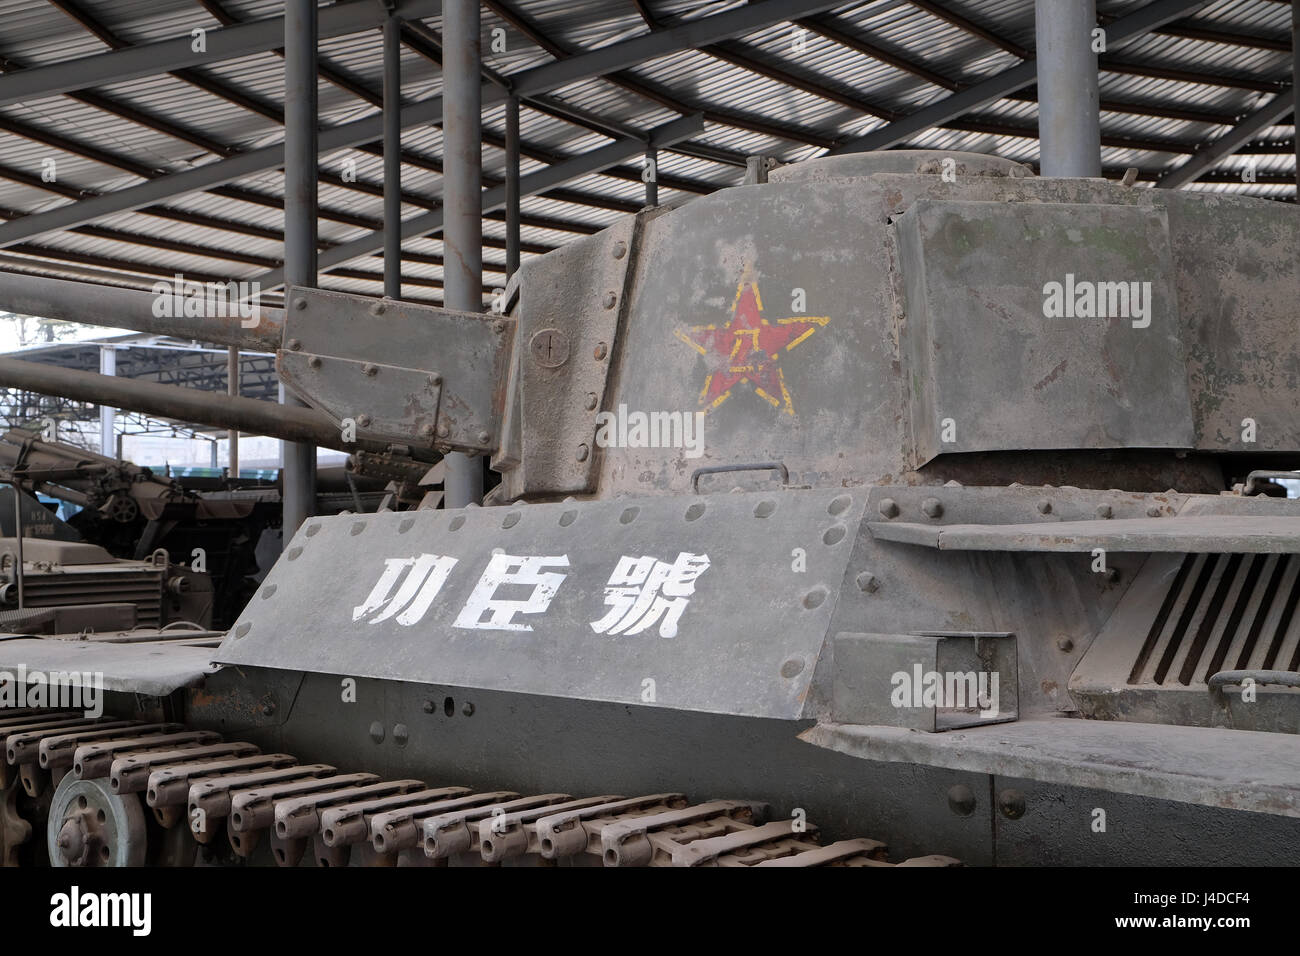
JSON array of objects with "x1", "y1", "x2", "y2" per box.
[
  {"x1": 1036, "y1": 498, "x2": 1052, "y2": 515},
  {"x1": 855, "y1": 571, "x2": 879, "y2": 593},
  {"x1": 878, "y1": 497, "x2": 899, "y2": 519},
  {"x1": 921, "y1": 497, "x2": 943, "y2": 519}
]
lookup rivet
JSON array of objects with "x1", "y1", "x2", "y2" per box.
[
  {"x1": 602, "y1": 292, "x2": 617, "y2": 310},
  {"x1": 558, "y1": 510, "x2": 577, "y2": 527},
  {"x1": 287, "y1": 338, "x2": 302, "y2": 351},
  {"x1": 502, "y1": 511, "x2": 520, "y2": 529},
  {"x1": 448, "y1": 515, "x2": 466, "y2": 531},
  {"x1": 855, "y1": 572, "x2": 879, "y2": 593},
  {"x1": 612, "y1": 241, "x2": 627, "y2": 259},
  {"x1": 802, "y1": 587, "x2": 828, "y2": 610},
  {"x1": 286, "y1": 546, "x2": 302, "y2": 560},
  {"x1": 368, "y1": 721, "x2": 385, "y2": 744},
  {"x1": 370, "y1": 302, "x2": 386, "y2": 316},
  {"x1": 393, "y1": 724, "x2": 409, "y2": 747},
  {"x1": 593, "y1": 342, "x2": 608, "y2": 361},
  {"x1": 261, "y1": 701, "x2": 276, "y2": 717},
  {"x1": 420, "y1": 424, "x2": 435, "y2": 437},
  {"x1": 261, "y1": 584, "x2": 277, "y2": 599},
  {"x1": 947, "y1": 784, "x2": 976, "y2": 817},
  {"x1": 1146, "y1": 505, "x2": 1162, "y2": 518},
  {"x1": 362, "y1": 363, "x2": 379, "y2": 376},
  {"x1": 399, "y1": 518, "x2": 415, "y2": 533},
  {"x1": 462, "y1": 702, "x2": 475, "y2": 717},
  {"x1": 823, "y1": 525, "x2": 846, "y2": 546},
  {"x1": 478, "y1": 430, "x2": 491, "y2": 444},
  {"x1": 780, "y1": 657, "x2": 805, "y2": 679},
  {"x1": 584, "y1": 393, "x2": 598, "y2": 411},
  {"x1": 620, "y1": 507, "x2": 639, "y2": 525},
  {"x1": 754, "y1": 500, "x2": 776, "y2": 518},
  {"x1": 1096, "y1": 503, "x2": 1113, "y2": 519},
  {"x1": 437, "y1": 424, "x2": 450, "y2": 438},
  {"x1": 878, "y1": 498, "x2": 899, "y2": 519},
  {"x1": 293, "y1": 298, "x2": 307, "y2": 311},
  {"x1": 429, "y1": 374, "x2": 442, "y2": 387},
  {"x1": 575, "y1": 444, "x2": 589, "y2": 462},
  {"x1": 422, "y1": 700, "x2": 435, "y2": 714},
  {"x1": 997, "y1": 789, "x2": 1026, "y2": 819},
  {"x1": 1103, "y1": 567, "x2": 1120, "y2": 583},
  {"x1": 492, "y1": 320, "x2": 505, "y2": 334},
  {"x1": 357, "y1": 414, "x2": 372, "y2": 427},
  {"x1": 307, "y1": 355, "x2": 322, "y2": 369},
  {"x1": 1036, "y1": 499, "x2": 1052, "y2": 515},
  {"x1": 921, "y1": 497, "x2": 944, "y2": 519},
  {"x1": 827, "y1": 494, "x2": 852, "y2": 516},
  {"x1": 685, "y1": 502, "x2": 705, "y2": 521},
  {"x1": 1056, "y1": 636, "x2": 1074, "y2": 653},
  {"x1": 234, "y1": 622, "x2": 251, "y2": 640}
]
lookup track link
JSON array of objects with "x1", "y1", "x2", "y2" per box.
[{"x1": 1, "y1": 712, "x2": 960, "y2": 867}]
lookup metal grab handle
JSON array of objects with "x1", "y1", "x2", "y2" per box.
[
  {"x1": 1242, "y1": 470, "x2": 1299, "y2": 496},
  {"x1": 1208, "y1": 669, "x2": 1300, "y2": 702},
  {"x1": 690, "y1": 461, "x2": 788, "y2": 494}
]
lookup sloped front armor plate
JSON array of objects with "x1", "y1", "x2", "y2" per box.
[{"x1": 215, "y1": 490, "x2": 866, "y2": 719}]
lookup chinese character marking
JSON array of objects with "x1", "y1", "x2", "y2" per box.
[
  {"x1": 590, "y1": 552, "x2": 711, "y2": 638},
  {"x1": 353, "y1": 554, "x2": 459, "y2": 626},
  {"x1": 453, "y1": 553, "x2": 570, "y2": 631}
]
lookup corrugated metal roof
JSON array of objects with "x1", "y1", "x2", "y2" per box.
[{"x1": 0, "y1": 0, "x2": 1291, "y2": 310}]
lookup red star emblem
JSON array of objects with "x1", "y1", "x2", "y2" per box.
[{"x1": 675, "y1": 270, "x2": 830, "y2": 415}]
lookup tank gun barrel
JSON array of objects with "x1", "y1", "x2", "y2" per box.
[
  {"x1": 0, "y1": 357, "x2": 391, "y2": 455},
  {"x1": 0, "y1": 271, "x2": 283, "y2": 350}
]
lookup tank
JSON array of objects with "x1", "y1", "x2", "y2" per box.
[{"x1": 0, "y1": 149, "x2": 1298, "y2": 867}]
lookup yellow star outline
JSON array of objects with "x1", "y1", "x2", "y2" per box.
[{"x1": 674, "y1": 267, "x2": 830, "y2": 415}]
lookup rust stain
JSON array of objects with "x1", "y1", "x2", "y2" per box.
[{"x1": 1033, "y1": 359, "x2": 1068, "y2": 391}]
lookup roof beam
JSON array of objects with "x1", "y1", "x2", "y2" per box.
[
  {"x1": 253, "y1": 113, "x2": 705, "y2": 289},
  {"x1": 830, "y1": 0, "x2": 1214, "y2": 155},
  {"x1": 1156, "y1": 95, "x2": 1296, "y2": 189},
  {"x1": 0, "y1": 0, "x2": 826, "y2": 248},
  {"x1": 0, "y1": 0, "x2": 442, "y2": 108}
]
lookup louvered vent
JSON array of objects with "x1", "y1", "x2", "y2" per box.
[
  {"x1": 20, "y1": 570, "x2": 164, "y2": 627},
  {"x1": 1128, "y1": 553, "x2": 1300, "y2": 687}
]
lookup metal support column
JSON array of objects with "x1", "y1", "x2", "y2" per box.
[
  {"x1": 441, "y1": 0, "x2": 484, "y2": 507},
  {"x1": 1034, "y1": 0, "x2": 1101, "y2": 178},
  {"x1": 383, "y1": 13, "x2": 403, "y2": 299},
  {"x1": 227, "y1": 346, "x2": 239, "y2": 480},
  {"x1": 98, "y1": 344, "x2": 115, "y2": 458},
  {"x1": 505, "y1": 94, "x2": 521, "y2": 279},
  {"x1": 282, "y1": 0, "x2": 318, "y2": 533},
  {"x1": 1293, "y1": 0, "x2": 1298, "y2": 198}
]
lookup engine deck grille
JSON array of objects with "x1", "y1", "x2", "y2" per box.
[{"x1": 1128, "y1": 553, "x2": 1300, "y2": 687}]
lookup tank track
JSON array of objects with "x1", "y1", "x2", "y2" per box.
[{"x1": 0, "y1": 710, "x2": 960, "y2": 867}]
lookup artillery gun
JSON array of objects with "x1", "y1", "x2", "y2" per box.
[{"x1": 0, "y1": 149, "x2": 1298, "y2": 867}]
